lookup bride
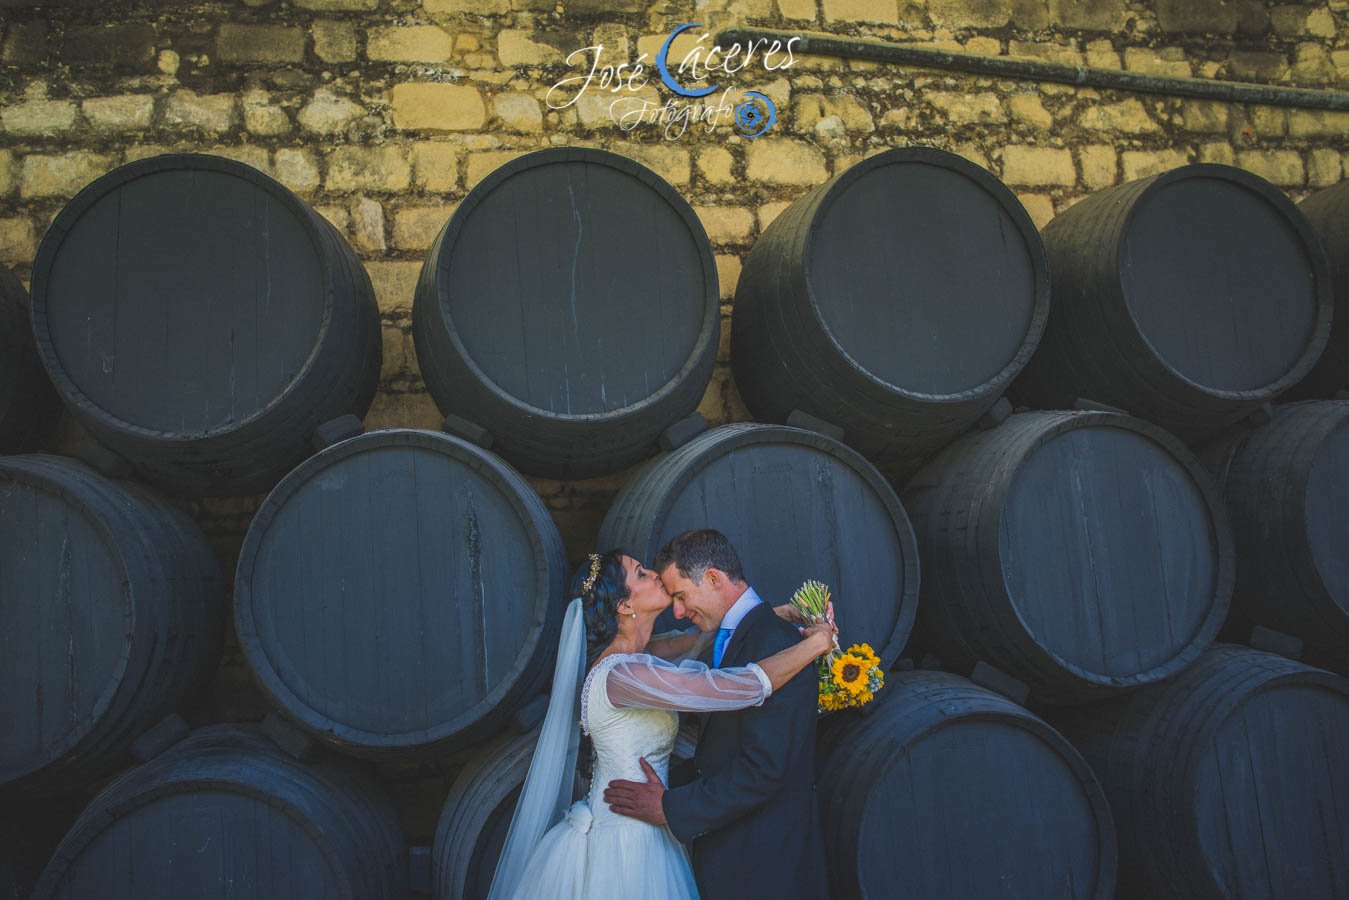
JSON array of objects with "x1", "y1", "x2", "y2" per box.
[{"x1": 487, "y1": 549, "x2": 836, "y2": 899}]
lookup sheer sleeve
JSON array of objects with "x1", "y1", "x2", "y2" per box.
[
  {"x1": 605, "y1": 653, "x2": 772, "y2": 712},
  {"x1": 648, "y1": 626, "x2": 715, "y2": 664}
]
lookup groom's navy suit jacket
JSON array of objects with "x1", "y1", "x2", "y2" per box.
[{"x1": 662, "y1": 599, "x2": 829, "y2": 900}]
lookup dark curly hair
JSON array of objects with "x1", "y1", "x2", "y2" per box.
[{"x1": 571, "y1": 548, "x2": 632, "y2": 670}]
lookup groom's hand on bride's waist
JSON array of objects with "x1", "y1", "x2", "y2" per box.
[{"x1": 604, "y1": 757, "x2": 667, "y2": 825}]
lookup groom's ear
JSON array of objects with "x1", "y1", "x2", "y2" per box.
[{"x1": 705, "y1": 568, "x2": 722, "y2": 589}]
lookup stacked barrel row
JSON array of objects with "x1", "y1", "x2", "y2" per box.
[{"x1": 0, "y1": 141, "x2": 1345, "y2": 900}]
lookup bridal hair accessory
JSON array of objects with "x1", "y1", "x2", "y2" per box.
[{"x1": 582, "y1": 553, "x2": 602, "y2": 593}]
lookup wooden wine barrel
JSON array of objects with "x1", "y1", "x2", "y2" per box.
[
  {"x1": 1051, "y1": 644, "x2": 1349, "y2": 900},
  {"x1": 412, "y1": 147, "x2": 719, "y2": 479},
  {"x1": 433, "y1": 721, "x2": 700, "y2": 900},
  {"x1": 1197, "y1": 400, "x2": 1349, "y2": 674},
  {"x1": 0, "y1": 454, "x2": 226, "y2": 796},
  {"x1": 0, "y1": 814, "x2": 37, "y2": 900},
  {"x1": 29, "y1": 153, "x2": 382, "y2": 496},
  {"x1": 730, "y1": 147, "x2": 1050, "y2": 473},
  {"x1": 1010, "y1": 163, "x2": 1333, "y2": 444},
  {"x1": 234, "y1": 428, "x2": 569, "y2": 759},
  {"x1": 817, "y1": 670, "x2": 1116, "y2": 900},
  {"x1": 598, "y1": 422, "x2": 920, "y2": 668},
  {"x1": 32, "y1": 724, "x2": 408, "y2": 899},
  {"x1": 1285, "y1": 180, "x2": 1349, "y2": 399},
  {"x1": 0, "y1": 264, "x2": 62, "y2": 452},
  {"x1": 902, "y1": 410, "x2": 1234, "y2": 705}
]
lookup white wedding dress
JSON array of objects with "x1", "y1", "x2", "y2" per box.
[{"x1": 490, "y1": 617, "x2": 774, "y2": 900}]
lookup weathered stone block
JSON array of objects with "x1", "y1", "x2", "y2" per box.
[
  {"x1": 325, "y1": 146, "x2": 412, "y2": 191},
  {"x1": 163, "y1": 90, "x2": 239, "y2": 134},
  {"x1": 1002, "y1": 146, "x2": 1075, "y2": 186},
  {"x1": 63, "y1": 23, "x2": 156, "y2": 69},
  {"x1": 409, "y1": 143, "x2": 459, "y2": 192},
  {"x1": 1, "y1": 100, "x2": 77, "y2": 136},
  {"x1": 313, "y1": 20, "x2": 357, "y2": 63},
  {"x1": 217, "y1": 24, "x2": 305, "y2": 64},
  {"x1": 930, "y1": 0, "x2": 1013, "y2": 28},
  {"x1": 1077, "y1": 145, "x2": 1116, "y2": 189},
  {"x1": 2, "y1": 21, "x2": 48, "y2": 65},
  {"x1": 1047, "y1": 0, "x2": 1126, "y2": 31},
  {"x1": 1155, "y1": 0, "x2": 1238, "y2": 33},
  {"x1": 391, "y1": 83, "x2": 486, "y2": 131},
  {"x1": 273, "y1": 148, "x2": 320, "y2": 192},
  {"x1": 83, "y1": 95, "x2": 156, "y2": 131},
  {"x1": 293, "y1": 0, "x2": 378, "y2": 10},
  {"x1": 1121, "y1": 148, "x2": 1189, "y2": 181},
  {"x1": 19, "y1": 152, "x2": 116, "y2": 199},
  {"x1": 0, "y1": 216, "x2": 36, "y2": 265},
  {"x1": 365, "y1": 260, "x2": 423, "y2": 313},
  {"x1": 822, "y1": 0, "x2": 901, "y2": 24},
  {"x1": 368, "y1": 26, "x2": 453, "y2": 63},
  {"x1": 349, "y1": 196, "x2": 386, "y2": 253},
  {"x1": 1236, "y1": 150, "x2": 1305, "y2": 186},
  {"x1": 1307, "y1": 148, "x2": 1342, "y2": 188},
  {"x1": 498, "y1": 30, "x2": 562, "y2": 66},
  {"x1": 794, "y1": 93, "x2": 877, "y2": 131},
  {"x1": 423, "y1": 0, "x2": 509, "y2": 13},
  {"x1": 928, "y1": 92, "x2": 1006, "y2": 126},
  {"x1": 621, "y1": 143, "x2": 692, "y2": 186},
  {"x1": 698, "y1": 147, "x2": 735, "y2": 185},
  {"x1": 746, "y1": 138, "x2": 828, "y2": 185},
  {"x1": 695, "y1": 205, "x2": 755, "y2": 244},
  {"x1": 493, "y1": 93, "x2": 544, "y2": 131},
  {"x1": 1078, "y1": 98, "x2": 1160, "y2": 133},
  {"x1": 392, "y1": 205, "x2": 454, "y2": 251},
  {"x1": 298, "y1": 88, "x2": 364, "y2": 134},
  {"x1": 465, "y1": 150, "x2": 530, "y2": 189}
]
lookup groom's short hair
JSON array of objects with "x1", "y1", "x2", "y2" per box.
[{"x1": 654, "y1": 529, "x2": 745, "y2": 585}]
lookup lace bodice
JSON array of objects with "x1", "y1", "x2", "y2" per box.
[{"x1": 579, "y1": 653, "x2": 771, "y2": 827}]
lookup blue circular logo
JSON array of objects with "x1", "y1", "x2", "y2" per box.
[{"x1": 734, "y1": 92, "x2": 777, "y2": 139}]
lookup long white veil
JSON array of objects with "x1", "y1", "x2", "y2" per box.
[{"x1": 487, "y1": 596, "x2": 586, "y2": 900}]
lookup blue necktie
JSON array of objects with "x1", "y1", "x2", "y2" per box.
[{"x1": 713, "y1": 627, "x2": 733, "y2": 668}]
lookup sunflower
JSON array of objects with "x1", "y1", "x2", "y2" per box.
[
  {"x1": 831, "y1": 651, "x2": 874, "y2": 697},
  {"x1": 849, "y1": 643, "x2": 880, "y2": 666}
]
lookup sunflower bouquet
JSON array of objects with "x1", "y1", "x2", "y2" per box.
[{"x1": 789, "y1": 580, "x2": 884, "y2": 714}]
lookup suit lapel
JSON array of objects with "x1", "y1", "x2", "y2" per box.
[{"x1": 719, "y1": 600, "x2": 768, "y2": 670}]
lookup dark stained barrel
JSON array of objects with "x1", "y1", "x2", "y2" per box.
[
  {"x1": 234, "y1": 428, "x2": 568, "y2": 759},
  {"x1": 1285, "y1": 180, "x2": 1349, "y2": 399},
  {"x1": 0, "y1": 454, "x2": 226, "y2": 795},
  {"x1": 0, "y1": 814, "x2": 37, "y2": 900},
  {"x1": 598, "y1": 423, "x2": 919, "y2": 668},
  {"x1": 902, "y1": 410, "x2": 1233, "y2": 705},
  {"x1": 433, "y1": 727, "x2": 535, "y2": 900},
  {"x1": 1197, "y1": 400, "x2": 1349, "y2": 674},
  {"x1": 32, "y1": 724, "x2": 408, "y2": 899},
  {"x1": 412, "y1": 147, "x2": 719, "y2": 479},
  {"x1": 1010, "y1": 163, "x2": 1333, "y2": 444},
  {"x1": 730, "y1": 147, "x2": 1050, "y2": 474},
  {"x1": 29, "y1": 153, "x2": 382, "y2": 496},
  {"x1": 433, "y1": 721, "x2": 700, "y2": 900},
  {"x1": 1050, "y1": 644, "x2": 1349, "y2": 900},
  {"x1": 0, "y1": 265, "x2": 61, "y2": 452},
  {"x1": 817, "y1": 670, "x2": 1116, "y2": 900}
]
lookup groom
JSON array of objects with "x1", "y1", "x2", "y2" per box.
[{"x1": 603, "y1": 529, "x2": 829, "y2": 900}]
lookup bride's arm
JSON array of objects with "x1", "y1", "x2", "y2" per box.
[
  {"x1": 605, "y1": 622, "x2": 834, "y2": 712},
  {"x1": 645, "y1": 626, "x2": 712, "y2": 662}
]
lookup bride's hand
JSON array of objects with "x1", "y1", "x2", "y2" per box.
[{"x1": 798, "y1": 618, "x2": 836, "y2": 655}]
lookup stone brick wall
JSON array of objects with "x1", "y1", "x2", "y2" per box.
[{"x1": 3, "y1": 0, "x2": 1347, "y2": 841}]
